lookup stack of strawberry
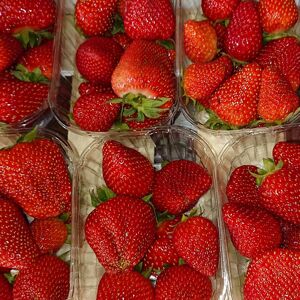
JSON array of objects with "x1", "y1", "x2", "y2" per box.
[
  {"x1": 0, "y1": 129, "x2": 72, "y2": 299},
  {"x1": 183, "y1": 0, "x2": 300, "y2": 129},
  {"x1": 84, "y1": 140, "x2": 219, "y2": 299},
  {"x1": 0, "y1": 0, "x2": 57, "y2": 126},
  {"x1": 72, "y1": 0, "x2": 177, "y2": 132},
  {"x1": 223, "y1": 141, "x2": 300, "y2": 298}
]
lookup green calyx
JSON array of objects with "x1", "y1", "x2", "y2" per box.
[
  {"x1": 17, "y1": 127, "x2": 38, "y2": 143},
  {"x1": 156, "y1": 211, "x2": 176, "y2": 225},
  {"x1": 205, "y1": 110, "x2": 241, "y2": 130},
  {"x1": 90, "y1": 186, "x2": 116, "y2": 207},
  {"x1": 14, "y1": 29, "x2": 53, "y2": 49},
  {"x1": 12, "y1": 64, "x2": 49, "y2": 84},
  {"x1": 263, "y1": 32, "x2": 300, "y2": 44},
  {"x1": 4, "y1": 272, "x2": 16, "y2": 285},
  {"x1": 111, "y1": 13, "x2": 125, "y2": 35},
  {"x1": 156, "y1": 39, "x2": 175, "y2": 50}
]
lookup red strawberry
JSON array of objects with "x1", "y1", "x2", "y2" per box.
[
  {"x1": 157, "y1": 216, "x2": 181, "y2": 239},
  {"x1": 224, "y1": 1, "x2": 262, "y2": 61},
  {"x1": 155, "y1": 265, "x2": 212, "y2": 300},
  {"x1": 123, "y1": 112, "x2": 169, "y2": 130},
  {"x1": 0, "y1": 34, "x2": 23, "y2": 72},
  {"x1": 273, "y1": 141, "x2": 300, "y2": 169},
  {"x1": 85, "y1": 196, "x2": 156, "y2": 272},
  {"x1": 256, "y1": 37, "x2": 300, "y2": 91},
  {"x1": 226, "y1": 165, "x2": 261, "y2": 206},
  {"x1": 73, "y1": 93, "x2": 121, "y2": 132},
  {"x1": 13, "y1": 255, "x2": 69, "y2": 299},
  {"x1": 102, "y1": 140, "x2": 154, "y2": 198},
  {"x1": 0, "y1": 76, "x2": 48, "y2": 124},
  {"x1": 0, "y1": 199, "x2": 40, "y2": 269},
  {"x1": 30, "y1": 218, "x2": 68, "y2": 254},
  {"x1": 214, "y1": 23, "x2": 227, "y2": 50},
  {"x1": 173, "y1": 216, "x2": 219, "y2": 276},
  {"x1": 97, "y1": 271, "x2": 154, "y2": 300},
  {"x1": 280, "y1": 220, "x2": 300, "y2": 251},
  {"x1": 209, "y1": 63, "x2": 262, "y2": 126},
  {"x1": 0, "y1": 138, "x2": 72, "y2": 219},
  {"x1": 75, "y1": 0, "x2": 118, "y2": 36},
  {"x1": 223, "y1": 202, "x2": 281, "y2": 258},
  {"x1": 183, "y1": 56, "x2": 233, "y2": 107},
  {"x1": 152, "y1": 160, "x2": 212, "y2": 215},
  {"x1": 142, "y1": 238, "x2": 180, "y2": 273},
  {"x1": 78, "y1": 82, "x2": 114, "y2": 96},
  {"x1": 76, "y1": 37, "x2": 123, "y2": 84},
  {"x1": 118, "y1": 0, "x2": 126, "y2": 18},
  {"x1": 258, "y1": 0, "x2": 298, "y2": 34},
  {"x1": 184, "y1": 20, "x2": 217, "y2": 64},
  {"x1": 0, "y1": 0, "x2": 56, "y2": 34},
  {"x1": 123, "y1": 0, "x2": 175, "y2": 40},
  {"x1": 112, "y1": 32, "x2": 132, "y2": 49},
  {"x1": 202, "y1": 0, "x2": 240, "y2": 21},
  {"x1": 244, "y1": 249, "x2": 300, "y2": 300},
  {"x1": 0, "y1": 274, "x2": 12, "y2": 300},
  {"x1": 258, "y1": 67, "x2": 299, "y2": 122}
]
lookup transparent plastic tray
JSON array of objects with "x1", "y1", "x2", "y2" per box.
[
  {"x1": 75, "y1": 125, "x2": 228, "y2": 300},
  {"x1": 0, "y1": 128, "x2": 78, "y2": 300},
  {"x1": 49, "y1": 0, "x2": 180, "y2": 136},
  {"x1": 217, "y1": 124, "x2": 300, "y2": 300}
]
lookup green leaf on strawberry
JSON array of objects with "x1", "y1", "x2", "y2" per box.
[
  {"x1": 111, "y1": 13, "x2": 125, "y2": 35},
  {"x1": 14, "y1": 29, "x2": 53, "y2": 49},
  {"x1": 12, "y1": 64, "x2": 49, "y2": 84},
  {"x1": 90, "y1": 186, "x2": 116, "y2": 207}
]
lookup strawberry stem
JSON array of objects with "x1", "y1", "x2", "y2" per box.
[
  {"x1": 14, "y1": 29, "x2": 53, "y2": 49},
  {"x1": 12, "y1": 64, "x2": 49, "y2": 84}
]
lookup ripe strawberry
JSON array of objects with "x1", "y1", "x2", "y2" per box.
[
  {"x1": 142, "y1": 238, "x2": 180, "y2": 273},
  {"x1": 102, "y1": 140, "x2": 154, "y2": 198},
  {"x1": 0, "y1": 274, "x2": 12, "y2": 300},
  {"x1": 0, "y1": 138, "x2": 72, "y2": 219},
  {"x1": 76, "y1": 37, "x2": 123, "y2": 84},
  {"x1": 123, "y1": 113, "x2": 169, "y2": 130},
  {"x1": 258, "y1": 0, "x2": 298, "y2": 34},
  {"x1": 273, "y1": 141, "x2": 300, "y2": 169},
  {"x1": 209, "y1": 63, "x2": 262, "y2": 126},
  {"x1": 224, "y1": 1, "x2": 262, "y2": 61},
  {"x1": 226, "y1": 165, "x2": 261, "y2": 206},
  {"x1": 152, "y1": 160, "x2": 212, "y2": 215},
  {"x1": 0, "y1": 199, "x2": 40, "y2": 269},
  {"x1": 155, "y1": 265, "x2": 212, "y2": 300},
  {"x1": 75, "y1": 0, "x2": 118, "y2": 36},
  {"x1": 123, "y1": 0, "x2": 175, "y2": 40},
  {"x1": 258, "y1": 67, "x2": 299, "y2": 122},
  {"x1": 13, "y1": 255, "x2": 69, "y2": 299},
  {"x1": 214, "y1": 23, "x2": 227, "y2": 50},
  {"x1": 73, "y1": 93, "x2": 121, "y2": 132},
  {"x1": 280, "y1": 220, "x2": 300, "y2": 251},
  {"x1": 184, "y1": 20, "x2": 217, "y2": 64},
  {"x1": 118, "y1": 0, "x2": 126, "y2": 18},
  {"x1": 183, "y1": 56, "x2": 233, "y2": 107},
  {"x1": 256, "y1": 37, "x2": 300, "y2": 91},
  {"x1": 157, "y1": 216, "x2": 181, "y2": 239},
  {"x1": 30, "y1": 218, "x2": 68, "y2": 254},
  {"x1": 173, "y1": 216, "x2": 219, "y2": 276},
  {"x1": 0, "y1": 34, "x2": 23, "y2": 72},
  {"x1": 78, "y1": 82, "x2": 113, "y2": 96},
  {"x1": 97, "y1": 271, "x2": 154, "y2": 300},
  {"x1": 223, "y1": 202, "x2": 281, "y2": 258},
  {"x1": 112, "y1": 32, "x2": 132, "y2": 49},
  {"x1": 202, "y1": 0, "x2": 240, "y2": 21},
  {"x1": 244, "y1": 249, "x2": 300, "y2": 300},
  {"x1": 0, "y1": 0, "x2": 56, "y2": 34},
  {"x1": 85, "y1": 196, "x2": 156, "y2": 272}
]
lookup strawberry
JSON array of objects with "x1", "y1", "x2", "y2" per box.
[
  {"x1": 142, "y1": 238, "x2": 180, "y2": 273},
  {"x1": 73, "y1": 93, "x2": 121, "y2": 132},
  {"x1": 152, "y1": 160, "x2": 212, "y2": 215},
  {"x1": 273, "y1": 141, "x2": 300, "y2": 169},
  {"x1": 155, "y1": 265, "x2": 212, "y2": 300},
  {"x1": 209, "y1": 63, "x2": 262, "y2": 127},
  {"x1": 13, "y1": 255, "x2": 69, "y2": 299},
  {"x1": 244, "y1": 249, "x2": 300, "y2": 300},
  {"x1": 258, "y1": 67, "x2": 299, "y2": 122},
  {"x1": 118, "y1": 0, "x2": 126, "y2": 18},
  {"x1": 0, "y1": 137, "x2": 72, "y2": 219},
  {"x1": 202, "y1": 0, "x2": 240, "y2": 21},
  {"x1": 112, "y1": 32, "x2": 132, "y2": 49},
  {"x1": 30, "y1": 218, "x2": 68, "y2": 254},
  {"x1": 224, "y1": 1, "x2": 262, "y2": 61},
  {"x1": 97, "y1": 271, "x2": 154, "y2": 300},
  {"x1": 0, "y1": 76, "x2": 48, "y2": 124},
  {"x1": 280, "y1": 220, "x2": 300, "y2": 251},
  {"x1": 258, "y1": 0, "x2": 298, "y2": 34},
  {"x1": 123, "y1": 113, "x2": 169, "y2": 130},
  {"x1": 78, "y1": 82, "x2": 114, "y2": 96},
  {"x1": 184, "y1": 20, "x2": 217, "y2": 64},
  {"x1": 76, "y1": 37, "x2": 123, "y2": 84},
  {"x1": 226, "y1": 165, "x2": 261, "y2": 206},
  {"x1": 123, "y1": 0, "x2": 175, "y2": 40},
  {"x1": 85, "y1": 196, "x2": 156, "y2": 273},
  {"x1": 102, "y1": 140, "x2": 154, "y2": 198},
  {"x1": 173, "y1": 216, "x2": 219, "y2": 276},
  {"x1": 256, "y1": 37, "x2": 300, "y2": 91},
  {"x1": 214, "y1": 23, "x2": 227, "y2": 50},
  {"x1": 183, "y1": 56, "x2": 233, "y2": 107},
  {"x1": 157, "y1": 216, "x2": 181, "y2": 239},
  {"x1": 0, "y1": 199, "x2": 40, "y2": 269},
  {"x1": 223, "y1": 202, "x2": 281, "y2": 258},
  {"x1": 0, "y1": 34, "x2": 23, "y2": 72},
  {"x1": 75, "y1": 0, "x2": 118, "y2": 36},
  {"x1": 0, "y1": 0, "x2": 56, "y2": 34},
  {"x1": 0, "y1": 274, "x2": 12, "y2": 300}
]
